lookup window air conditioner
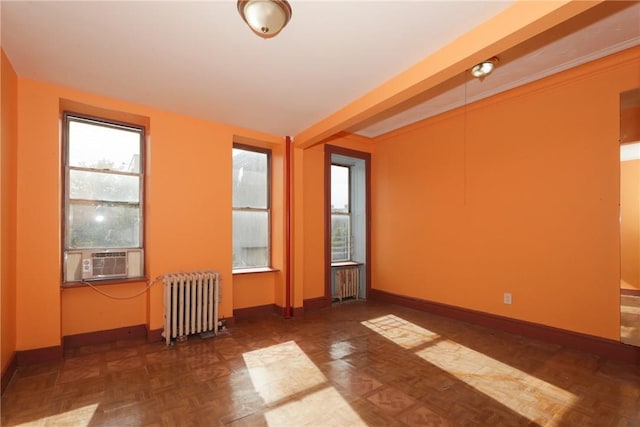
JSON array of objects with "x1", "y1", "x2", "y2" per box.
[{"x1": 81, "y1": 250, "x2": 128, "y2": 280}]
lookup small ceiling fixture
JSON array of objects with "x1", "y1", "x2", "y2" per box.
[
  {"x1": 237, "y1": 0, "x2": 292, "y2": 39},
  {"x1": 470, "y1": 57, "x2": 499, "y2": 79}
]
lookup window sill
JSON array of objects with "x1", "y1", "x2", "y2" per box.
[
  {"x1": 331, "y1": 261, "x2": 362, "y2": 267},
  {"x1": 61, "y1": 276, "x2": 148, "y2": 288},
  {"x1": 233, "y1": 267, "x2": 279, "y2": 275}
]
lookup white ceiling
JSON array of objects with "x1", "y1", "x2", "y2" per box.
[{"x1": 2, "y1": 1, "x2": 639, "y2": 141}]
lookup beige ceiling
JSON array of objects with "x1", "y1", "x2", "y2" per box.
[{"x1": 2, "y1": 1, "x2": 639, "y2": 144}]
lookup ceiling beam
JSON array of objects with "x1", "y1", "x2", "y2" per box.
[{"x1": 294, "y1": 0, "x2": 604, "y2": 149}]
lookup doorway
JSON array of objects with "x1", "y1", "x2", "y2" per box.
[{"x1": 620, "y1": 88, "x2": 640, "y2": 346}]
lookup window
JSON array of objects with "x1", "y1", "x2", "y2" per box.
[
  {"x1": 331, "y1": 164, "x2": 351, "y2": 262},
  {"x1": 233, "y1": 145, "x2": 270, "y2": 269},
  {"x1": 63, "y1": 114, "x2": 144, "y2": 282}
]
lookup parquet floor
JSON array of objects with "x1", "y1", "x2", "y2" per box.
[{"x1": 2, "y1": 300, "x2": 639, "y2": 426}]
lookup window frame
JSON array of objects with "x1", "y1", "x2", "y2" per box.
[
  {"x1": 324, "y1": 145, "x2": 371, "y2": 304},
  {"x1": 330, "y1": 163, "x2": 352, "y2": 263},
  {"x1": 61, "y1": 112, "x2": 145, "y2": 284},
  {"x1": 232, "y1": 143, "x2": 272, "y2": 271}
]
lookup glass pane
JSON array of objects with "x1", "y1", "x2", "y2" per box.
[
  {"x1": 68, "y1": 119, "x2": 141, "y2": 173},
  {"x1": 331, "y1": 165, "x2": 349, "y2": 213},
  {"x1": 68, "y1": 202, "x2": 140, "y2": 249},
  {"x1": 69, "y1": 170, "x2": 139, "y2": 202},
  {"x1": 233, "y1": 210, "x2": 269, "y2": 268},
  {"x1": 331, "y1": 214, "x2": 351, "y2": 262},
  {"x1": 233, "y1": 148, "x2": 268, "y2": 208}
]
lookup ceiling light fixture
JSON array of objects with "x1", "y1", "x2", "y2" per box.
[
  {"x1": 237, "y1": 0, "x2": 292, "y2": 39},
  {"x1": 470, "y1": 57, "x2": 499, "y2": 79}
]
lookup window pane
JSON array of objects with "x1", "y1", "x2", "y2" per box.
[
  {"x1": 331, "y1": 214, "x2": 351, "y2": 262},
  {"x1": 68, "y1": 202, "x2": 140, "y2": 249},
  {"x1": 233, "y1": 149, "x2": 268, "y2": 208},
  {"x1": 69, "y1": 170, "x2": 139, "y2": 202},
  {"x1": 69, "y1": 120, "x2": 141, "y2": 173},
  {"x1": 331, "y1": 165, "x2": 349, "y2": 213},
  {"x1": 233, "y1": 210, "x2": 269, "y2": 268}
]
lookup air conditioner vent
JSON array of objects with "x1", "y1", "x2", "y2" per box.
[{"x1": 93, "y1": 251, "x2": 127, "y2": 258}]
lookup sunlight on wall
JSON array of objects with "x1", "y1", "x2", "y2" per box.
[
  {"x1": 242, "y1": 341, "x2": 366, "y2": 426},
  {"x1": 363, "y1": 314, "x2": 577, "y2": 424}
]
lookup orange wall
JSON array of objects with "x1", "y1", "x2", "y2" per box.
[
  {"x1": 15, "y1": 77, "x2": 282, "y2": 350},
  {"x1": 1, "y1": 50, "x2": 18, "y2": 374},
  {"x1": 371, "y1": 46, "x2": 640, "y2": 340},
  {"x1": 61, "y1": 283, "x2": 148, "y2": 336},
  {"x1": 621, "y1": 158, "x2": 640, "y2": 290},
  {"x1": 233, "y1": 273, "x2": 276, "y2": 309}
]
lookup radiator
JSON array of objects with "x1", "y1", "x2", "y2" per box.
[
  {"x1": 163, "y1": 271, "x2": 219, "y2": 345},
  {"x1": 335, "y1": 266, "x2": 359, "y2": 302}
]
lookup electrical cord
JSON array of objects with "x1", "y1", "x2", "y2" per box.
[{"x1": 80, "y1": 275, "x2": 164, "y2": 300}]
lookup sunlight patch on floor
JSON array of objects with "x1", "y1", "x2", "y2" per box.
[
  {"x1": 361, "y1": 314, "x2": 440, "y2": 349},
  {"x1": 264, "y1": 386, "x2": 367, "y2": 426},
  {"x1": 16, "y1": 403, "x2": 99, "y2": 427},
  {"x1": 243, "y1": 341, "x2": 326, "y2": 404},
  {"x1": 243, "y1": 341, "x2": 366, "y2": 426},
  {"x1": 363, "y1": 314, "x2": 577, "y2": 425},
  {"x1": 415, "y1": 336, "x2": 577, "y2": 423}
]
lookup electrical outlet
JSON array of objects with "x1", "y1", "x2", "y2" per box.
[{"x1": 503, "y1": 292, "x2": 512, "y2": 305}]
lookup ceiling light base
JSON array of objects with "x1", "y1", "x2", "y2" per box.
[
  {"x1": 237, "y1": 0, "x2": 292, "y2": 39},
  {"x1": 470, "y1": 57, "x2": 499, "y2": 80}
]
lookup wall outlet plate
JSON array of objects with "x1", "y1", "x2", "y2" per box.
[{"x1": 504, "y1": 292, "x2": 512, "y2": 304}]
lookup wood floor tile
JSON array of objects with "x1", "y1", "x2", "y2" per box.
[
  {"x1": 366, "y1": 386, "x2": 416, "y2": 415},
  {"x1": 4, "y1": 371, "x2": 58, "y2": 394},
  {"x1": 398, "y1": 405, "x2": 455, "y2": 427},
  {"x1": 2, "y1": 300, "x2": 640, "y2": 426},
  {"x1": 106, "y1": 355, "x2": 143, "y2": 373},
  {"x1": 13, "y1": 361, "x2": 62, "y2": 379}
]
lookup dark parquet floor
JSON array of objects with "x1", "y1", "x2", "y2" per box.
[{"x1": 2, "y1": 300, "x2": 639, "y2": 426}]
